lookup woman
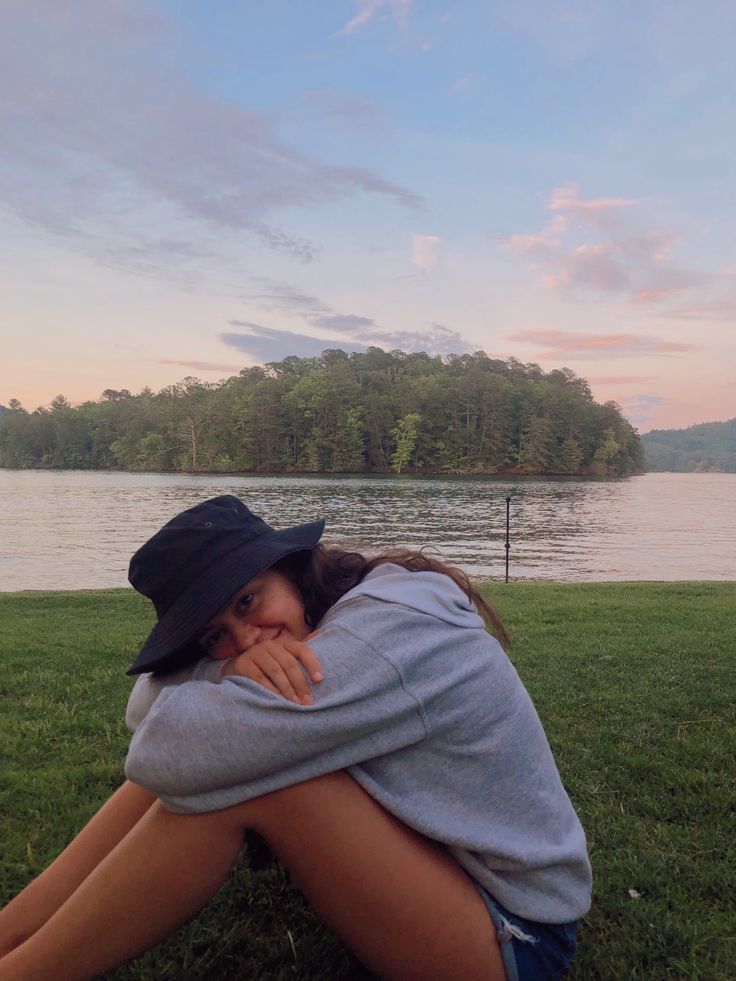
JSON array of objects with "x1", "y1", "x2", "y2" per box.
[{"x1": 0, "y1": 495, "x2": 591, "y2": 980}]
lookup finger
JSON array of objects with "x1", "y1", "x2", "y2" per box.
[
  {"x1": 295, "y1": 642, "x2": 324, "y2": 683},
  {"x1": 276, "y1": 635, "x2": 323, "y2": 683},
  {"x1": 225, "y1": 658, "x2": 280, "y2": 696},
  {"x1": 250, "y1": 670, "x2": 280, "y2": 696},
  {"x1": 248, "y1": 641, "x2": 306, "y2": 705},
  {"x1": 260, "y1": 648, "x2": 310, "y2": 704}
]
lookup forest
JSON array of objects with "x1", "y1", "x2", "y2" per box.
[
  {"x1": 0, "y1": 349, "x2": 645, "y2": 477},
  {"x1": 641, "y1": 418, "x2": 736, "y2": 472}
]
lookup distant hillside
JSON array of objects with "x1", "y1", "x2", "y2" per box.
[{"x1": 642, "y1": 418, "x2": 736, "y2": 472}]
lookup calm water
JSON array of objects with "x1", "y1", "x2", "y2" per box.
[{"x1": 1, "y1": 470, "x2": 734, "y2": 590}]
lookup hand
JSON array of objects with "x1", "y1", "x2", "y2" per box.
[{"x1": 220, "y1": 632, "x2": 323, "y2": 705}]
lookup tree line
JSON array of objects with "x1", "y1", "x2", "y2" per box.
[
  {"x1": 641, "y1": 418, "x2": 736, "y2": 472},
  {"x1": 0, "y1": 348, "x2": 645, "y2": 476}
]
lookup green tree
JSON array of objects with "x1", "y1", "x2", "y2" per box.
[
  {"x1": 48, "y1": 395, "x2": 93, "y2": 467},
  {"x1": 558, "y1": 437, "x2": 584, "y2": 474},
  {"x1": 137, "y1": 432, "x2": 169, "y2": 471},
  {"x1": 110, "y1": 433, "x2": 143, "y2": 470},
  {"x1": 330, "y1": 407, "x2": 365, "y2": 471},
  {"x1": 592, "y1": 428, "x2": 621, "y2": 476},
  {"x1": 391, "y1": 413, "x2": 421, "y2": 473},
  {"x1": 518, "y1": 416, "x2": 557, "y2": 473},
  {"x1": 164, "y1": 377, "x2": 220, "y2": 470}
]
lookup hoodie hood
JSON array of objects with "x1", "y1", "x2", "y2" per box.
[{"x1": 322, "y1": 562, "x2": 485, "y2": 631}]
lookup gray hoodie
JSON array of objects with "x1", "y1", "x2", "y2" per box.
[{"x1": 125, "y1": 564, "x2": 592, "y2": 923}]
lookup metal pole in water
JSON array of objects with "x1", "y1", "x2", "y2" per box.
[{"x1": 505, "y1": 495, "x2": 511, "y2": 583}]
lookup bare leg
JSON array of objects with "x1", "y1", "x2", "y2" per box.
[
  {"x1": 0, "y1": 774, "x2": 504, "y2": 981},
  {"x1": 0, "y1": 799, "x2": 245, "y2": 981},
  {"x1": 250, "y1": 772, "x2": 504, "y2": 981},
  {"x1": 0, "y1": 781, "x2": 155, "y2": 957}
]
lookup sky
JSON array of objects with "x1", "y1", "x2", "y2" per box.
[{"x1": 2, "y1": 0, "x2": 735, "y2": 432}]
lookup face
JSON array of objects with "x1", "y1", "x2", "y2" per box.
[{"x1": 199, "y1": 569, "x2": 309, "y2": 660}]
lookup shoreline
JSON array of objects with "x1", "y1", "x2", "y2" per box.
[{"x1": 0, "y1": 464, "x2": 644, "y2": 478}]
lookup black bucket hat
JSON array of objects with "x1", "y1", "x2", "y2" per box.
[{"x1": 127, "y1": 495, "x2": 325, "y2": 676}]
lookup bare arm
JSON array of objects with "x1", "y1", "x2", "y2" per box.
[{"x1": 0, "y1": 780, "x2": 155, "y2": 957}]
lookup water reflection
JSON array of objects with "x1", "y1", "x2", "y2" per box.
[{"x1": 1, "y1": 470, "x2": 734, "y2": 589}]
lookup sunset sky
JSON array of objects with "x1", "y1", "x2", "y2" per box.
[{"x1": 2, "y1": 0, "x2": 735, "y2": 432}]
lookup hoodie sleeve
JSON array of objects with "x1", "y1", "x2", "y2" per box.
[
  {"x1": 125, "y1": 658, "x2": 227, "y2": 732},
  {"x1": 124, "y1": 620, "x2": 428, "y2": 813}
]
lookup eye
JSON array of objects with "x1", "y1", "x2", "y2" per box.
[
  {"x1": 236, "y1": 593, "x2": 254, "y2": 613},
  {"x1": 201, "y1": 629, "x2": 222, "y2": 650}
]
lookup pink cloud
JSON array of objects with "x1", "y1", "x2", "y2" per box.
[
  {"x1": 588, "y1": 375, "x2": 659, "y2": 384},
  {"x1": 506, "y1": 233, "x2": 558, "y2": 261},
  {"x1": 337, "y1": 0, "x2": 412, "y2": 36},
  {"x1": 666, "y1": 289, "x2": 736, "y2": 321},
  {"x1": 548, "y1": 184, "x2": 637, "y2": 230},
  {"x1": 299, "y1": 90, "x2": 386, "y2": 131},
  {"x1": 550, "y1": 243, "x2": 630, "y2": 292},
  {"x1": 507, "y1": 328, "x2": 697, "y2": 360},
  {"x1": 503, "y1": 184, "x2": 701, "y2": 307},
  {"x1": 158, "y1": 359, "x2": 242, "y2": 372},
  {"x1": 449, "y1": 76, "x2": 471, "y2": 93},
  {"x1": 628, "y1": 288, "x2": 689, "y2": 306},
  {"x1": 411, "y1": 233, "x2": 441, "y2": 271}
]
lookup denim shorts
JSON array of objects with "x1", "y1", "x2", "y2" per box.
[{"x1": 475, "y1": 886, "x2": 578, "y2": 981}]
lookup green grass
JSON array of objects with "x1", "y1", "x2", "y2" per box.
[{"x1": 1, "y1": 583, "x2": 734, "y2": 979}]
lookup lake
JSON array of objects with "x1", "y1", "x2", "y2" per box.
[{"x1": 1, "y1": 470, "x2": 734, "y2": 590}]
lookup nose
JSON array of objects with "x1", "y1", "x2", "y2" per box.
[{"x1": 231, "y1": 622, "x2": 262, "y2": 654}]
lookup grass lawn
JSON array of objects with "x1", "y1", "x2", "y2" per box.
[{"x1": 1, "y1": 582, "x2": 734, "y2": 980}]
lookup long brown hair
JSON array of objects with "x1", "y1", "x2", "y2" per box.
[{"x1": 276, "y1": 545, "x2": 510, "y2": 650}]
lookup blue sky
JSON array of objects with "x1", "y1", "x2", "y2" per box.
[{"x1": 2, "y1": 0, "x2": 735, "y2": 430}]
